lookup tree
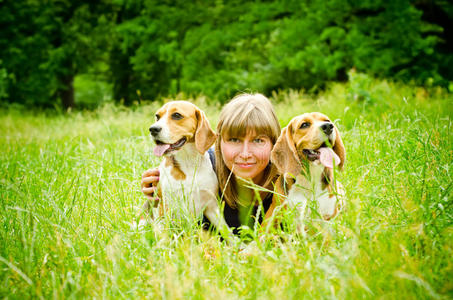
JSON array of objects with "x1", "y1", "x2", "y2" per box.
[
  {"x1": 1, "y1": 0, "x2": 451, "y2": 108},
  {"x1": 0, "y1": 0, "x2": 109, "y2": 109}
]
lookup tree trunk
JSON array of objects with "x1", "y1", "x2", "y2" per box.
[{"x1": 60, "y1": 75, "x2": 75, "y2": 110}]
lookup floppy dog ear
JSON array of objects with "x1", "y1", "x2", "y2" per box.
[
  {"x1": 271, "y1": 125, "x2": 301, "y2": 176},
  {"x1": 333, "y1": 125, "x2": 346, "y2": 170},
  {"x1": 195, "y1": 109, "x2": 217, "y2": 154}
]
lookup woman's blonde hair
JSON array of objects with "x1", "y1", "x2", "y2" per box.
[{"x1": 215, "y1": 93, "x2": 281, "y2": 208}]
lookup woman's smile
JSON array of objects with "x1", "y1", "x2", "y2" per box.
[{"x1": 236, "y1": 162, "x2": 256, "y2": 169}]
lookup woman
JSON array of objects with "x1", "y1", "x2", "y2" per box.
[{"x1": 141, "y1": 93, "x2": 281, "y2": 233}]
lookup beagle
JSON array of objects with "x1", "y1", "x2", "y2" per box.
[
  {"x1": 265, "y1": 112, "x2": 346, "y2": 231},
  {"x1": 148, "y1": 101, "x2": 231, "y2": 235}
]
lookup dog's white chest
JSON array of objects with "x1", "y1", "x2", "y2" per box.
[
  {"x1": 287, "y1": 164, "x2": 343, "y2": 220},
  {"x1": 159, "y1": 150, "x2": 218, "y2": 217}
]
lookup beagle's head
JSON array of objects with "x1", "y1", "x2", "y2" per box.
[
  {"x1": 271, "y1": 112, "x2": 346, "y2": 176},
  {"x1": 149, "y1": 101, "x2": 216, "y2": 156}
]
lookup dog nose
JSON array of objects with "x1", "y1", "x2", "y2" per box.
[
  {"x1": 321, "y1": 123, "x2": 334, "y2": 135},
  {"x1": 149, "y1": 126, "x2": 162, "y2": 136}
]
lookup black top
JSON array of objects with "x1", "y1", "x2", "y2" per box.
[{"x1": 205, "y1": 148, "x2": 273, "y2": 234}]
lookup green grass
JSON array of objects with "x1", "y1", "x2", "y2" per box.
[{"x1": 1, "y1": 76, "x2": 452, "y2": 299}]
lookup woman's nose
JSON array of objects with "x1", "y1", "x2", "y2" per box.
[{"x1": 239, "y1": 142, "x2": 252, "y2": 158}]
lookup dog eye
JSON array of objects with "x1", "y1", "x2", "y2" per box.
[
  {"x1": 171, "y1": 112, "x2": 184, "y2": 120},
  {"x1": 300, "y1": 122, "x2": 310, "y2": 129},
  {"x1": 155, "y1": 114, "x2": 160, "y2": 121}
]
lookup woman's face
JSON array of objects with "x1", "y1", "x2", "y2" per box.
[{"x1": 220, "y1": 130, "x2": 273, "y2": 183}]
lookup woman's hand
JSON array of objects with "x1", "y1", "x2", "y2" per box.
[{"x1": 141, "y1": 168, "x2": 160, "y2": 203}]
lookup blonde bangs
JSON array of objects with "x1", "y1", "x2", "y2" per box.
[{"x1": 218, "y1": 94, "x2": 280, "y2": 143}]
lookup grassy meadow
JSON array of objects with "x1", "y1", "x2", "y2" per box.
[{"x1": 1, "y1": 76, "x2": 452, "y2": 299}]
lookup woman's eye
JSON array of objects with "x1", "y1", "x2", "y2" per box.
[
  {"x1": 171, "y1": 112, "x2": 183, "y2": 120},
  {"x1": 253, "y1": 138, "x2": 264, "y2": 143},
  {"x1": 228, "y1": 138, "x2": 240, "y2": 143},
  {"x1": 300, "y1": 122, "x2": 310, "y2": 129}
]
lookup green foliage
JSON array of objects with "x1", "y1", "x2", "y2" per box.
[
  {"x1": 1, "y1": 0, "x2": 452, "y2": 107},
  {"x1": 74, "y1": 74, "x2": 113, "y2": 109},
  {"x1": 0, "y1": 80, "x2": 451, "y2": 298},
  {"x1": 0, "y1": 0, "x2": 110, "y2": 108},
  {"x1": 107, "y1": 0, "x2": 452, "y2": 103},
  {"x1": 0, "y1": 60, "x2": 8, "y2": 100},
  {"x1": 0, "y1": 1, "x2": 53, "y2": 106}
]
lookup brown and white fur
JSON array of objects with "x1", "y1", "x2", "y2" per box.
[
  {"x1": 148, "y1": 101, "x2": 230, "y2": 234},
  {"x1": 264, "y1": 112, "x2": 346, "y2": 232}
]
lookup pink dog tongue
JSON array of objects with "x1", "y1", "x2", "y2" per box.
[
  {"x1": 153, "y1": 144, "x2": 170, "y2": 157},
  {"x1": 319, "y1": 147, "x2": 340, "y2": 169}
]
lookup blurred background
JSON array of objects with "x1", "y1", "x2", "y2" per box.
[{"x1": 0, "y1": 0, "x2": 452, "y2": 110}]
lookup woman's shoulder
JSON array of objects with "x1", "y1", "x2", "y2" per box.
[{"x1": 207, "y1": 147, "x2": 216, "y2": 169}]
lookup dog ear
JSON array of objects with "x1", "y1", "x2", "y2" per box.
[
  {"x1": 195, "y1": 109, "x2": 217, "y2": 154},
  {"x1": 333, "y1": 125, "x2": 346, "y2": 170},
  {"x1": 271, "y1": 124, "x2": 301, "y2": 176}
]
